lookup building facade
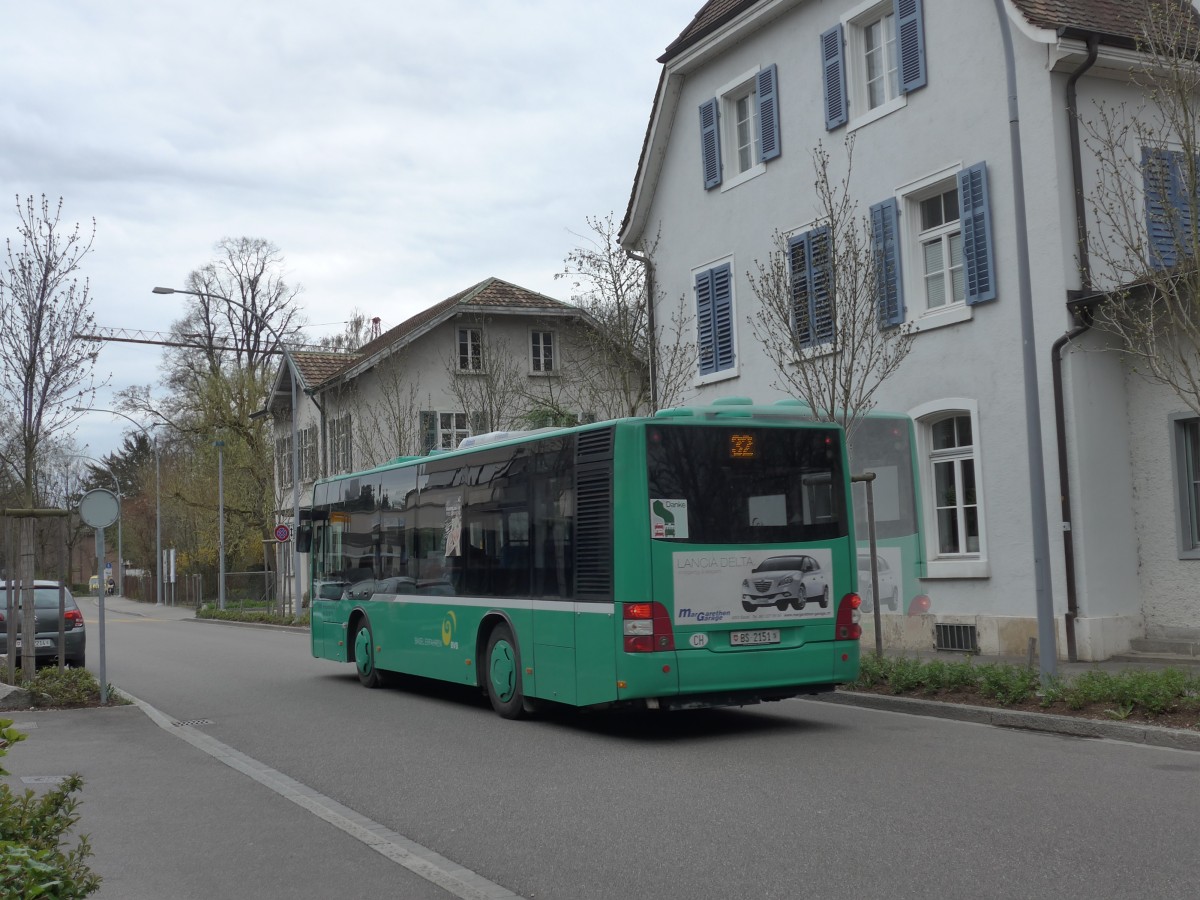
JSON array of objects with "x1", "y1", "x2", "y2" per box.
[{"x1": 621, "y1": 0, "x2": 1200, "y2": 659}]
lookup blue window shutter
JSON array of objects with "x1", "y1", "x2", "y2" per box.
[
  {"x1": 871, "y1": 198, "x2": 905, "y2": 326},
  {"x1": 788, "y1": 233, "x2": 813, "y2": 346},
  {"x1": 756, "y1": 64, "x2": 781, "y2": 163},
  {"x1": 699, "y1": 98, "x2": 722, "y2": 189},
  {"x1": 895, "y1": 0, "x2": 927, "y2": 93},
  {"x1": 695, "y1": 269, "x2": 716, "y2": 374},
  {"x1": 1144, "y1": 147, "x2": 1191, "y2": 269},
  {"x1": 809, "y1": 226, "x2": 835, "y2": 342},
  {"x1": 711, "y1": 264, "x2": 735, "y2": 370},
  {"x1": 821, "y1": 25, "x2": 847, "y2": 130},
  {"x1": 959, "y1": 162, "x2": 997, "y2": 304}
]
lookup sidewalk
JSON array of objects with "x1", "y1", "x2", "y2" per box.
[{"x1": 0, "y1": 593, "x2": 470, "y2": 900}]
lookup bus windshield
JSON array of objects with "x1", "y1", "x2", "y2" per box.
[{"x1": 646, "y1": 423, "x2": 847, "y2": 544}]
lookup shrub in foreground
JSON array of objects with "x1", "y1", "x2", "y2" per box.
[{"x1": 0, "y1": 720, "x2": 100, "y2": 898}]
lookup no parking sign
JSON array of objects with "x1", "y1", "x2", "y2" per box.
[{"x1": 274, "y1": 523, "x2": 292, "y2": 543}]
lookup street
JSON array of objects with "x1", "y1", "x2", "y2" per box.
[{"x1": 38, "y1": 599, "x2": 1200, "y2": 898}]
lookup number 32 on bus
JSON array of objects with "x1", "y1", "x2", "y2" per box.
[{"x1": 303, "y1": 401, "x2": 863, "y2": 718}]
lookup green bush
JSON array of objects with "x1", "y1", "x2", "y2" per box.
[
  {"x1": 0, "y1": 723, "x2": 100, "y2": 898},
  {"x1": 0, "y1": 668, "x2": 123, "y2": 708},
  {"x1": 850, "y1": 656, "x2": 1200, "y2": 722},
  {"x1": 196, "y1": 606, "x2": 309, "y2": 627}
]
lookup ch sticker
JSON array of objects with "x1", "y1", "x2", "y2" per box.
[{"x1": 441, "y1": 610, "x2": 459, "y2": 649}]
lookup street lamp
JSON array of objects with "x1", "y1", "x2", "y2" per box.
[
  {"x1": 73, "y1": 408, "x2": 163, "y2": 607},
  {"x1": 153, "y1": 286, "x2": 303, "y2": 616},
  {"x1": 214, "y1": 438, "x2": 225, "y2": 611}
]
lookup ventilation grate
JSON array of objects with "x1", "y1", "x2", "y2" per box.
[
  {"x1": 934, "y1": 623, "x2": 979, "y2": 653},
  {"x1": 172, "y1": 719, "x2": 214, "y2": 727}
]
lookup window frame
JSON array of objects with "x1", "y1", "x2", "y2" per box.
[
  {"x1": 529, "y1": 329, "x2": 556, "y2": 375},
  {"x1": 910, "y1": 399, "x2": 989, "y2": 579},
  {"x1": 330, "y1": 414, "x2": 353, "y2": 475},
  {"x1": 1170, "y1": 413, "x2": 1200, "y2": 559},
  {"x1": 276, "y1": 433, "x2": 294, "y2": 490},
  {"x1": 843, "y1": 0, "x2": 906, "y2": 129},
  {"x1": 717, "y1": 66, "x2": 767, "y2": 192},
  {"x1": 457, "y1": 327, "x2": 483, "y2": 373}
]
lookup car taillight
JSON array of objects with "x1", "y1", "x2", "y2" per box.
[
  {"x1": 623, "y1": 601, "x2": 675, "y2": 653},
  {"x1": 836, "y1": 593, "x2": 862, "y2": 641},
  {"x1": 907, "y1": 594, "x2": 931, "y2": 616},
  {"x1": 65, "y1": 609, "x2": 84, "y2": 629}
]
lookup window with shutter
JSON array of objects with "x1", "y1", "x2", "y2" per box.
[
  {"x1": 827, "y1": 0, "x2": 926, "y2": 131},
  {"x1": 788, "y1": 228, "x2": 834, "y2": 347},
  {"x1": 1143, "y1": 147, "x2": 1199, "y2": 269},
  {"x1": 694, "y1": 262, "x2": 737, "y2": 378}
]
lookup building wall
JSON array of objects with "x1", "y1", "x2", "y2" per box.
[{"x1": 633, "y1": 0, "x2": 1161, "y2": 656}]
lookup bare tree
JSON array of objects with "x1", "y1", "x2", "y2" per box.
[
  {"x1": 558, "y1": 214, "x2": 693, "y2": 417},
  {"x1": 335, "y1": 355, "x2": 424, "y2": 467},
  {"x1": 747, "y1": 139, "x2": 914, "y2": 445},
  {"x1": 1082, "y1": 1, "x2": 1200, "y2": 416},
  {"x1": 318, "y1": 308, "x2": 375, "y2": 352},
  {"x1": 443, "y1": 323, "x2": 527, "y2": 434},
  {"x1": 0, "y1": 195, "x2": 106, "y2": 506}
]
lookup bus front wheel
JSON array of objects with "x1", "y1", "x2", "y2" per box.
[
  {"x1": 484, "y1": 623, "x2": 526, "y2": 719},
  {"x1": 353, "y1": 619, "x2": 386, "y2": 689}
]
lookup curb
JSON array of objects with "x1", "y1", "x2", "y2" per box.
[
  {"x1": 189, "y1": 617, "x2": 307, "y2": 634},
  {"x1": 816, "y1": 690, "x2": 1200, "y2": 753}
]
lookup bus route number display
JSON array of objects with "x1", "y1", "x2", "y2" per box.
[{"x1": 730, "y1": 433, "x2": 756, "y2": 459}]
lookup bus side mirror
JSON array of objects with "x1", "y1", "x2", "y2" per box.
[
  {"x1": 297, "y1": 524, "x2": 313, "y2": 553},
  {"x1": 318, "y1": 583, "x2": 344, "y2": 601}
]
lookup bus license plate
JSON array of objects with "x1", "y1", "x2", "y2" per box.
[{"x1": 730, "y1": 629, "x2": 780, "y2": 647}]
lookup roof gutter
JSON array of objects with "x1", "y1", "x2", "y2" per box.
[{"x1": 1053, "y1": 30, "x2": 1100, "y2": 663}]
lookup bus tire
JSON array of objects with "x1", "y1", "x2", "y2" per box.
[
  {"x1": 353, "y1": 619, "x2": 386, "y2": 689},
  {"x1": 484, "y1": 623, "x2": 526, "y2": 719}
]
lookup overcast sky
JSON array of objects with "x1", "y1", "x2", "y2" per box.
[{"x1": 1, "y1": 0, "x2": 698, "y2": 460}]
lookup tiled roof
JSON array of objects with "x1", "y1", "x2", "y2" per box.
[
  {"x1": 290, "y1": 351, "x2": 356, "y2": 388},
  {"x1": 344, "y1": 277, "x2": 573, "y2": 376},
  {"x1": 660, "y1": 0, "x2": 756, "y2": 62},
  {"x1": 1009, "y1": 0, "x2": 1200, "y2": 41}
]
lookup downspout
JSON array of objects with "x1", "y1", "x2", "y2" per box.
[
  {"x1": 1054, "y1": 32, "x2": 1099, "y2": 662},
  {"x1": 626, "y1": 249, "x2": 659, "y2": 411}
]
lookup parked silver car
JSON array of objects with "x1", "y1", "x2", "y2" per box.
[
  {"x1": 741, "y1": 555, "x2": 829, "y2": 612},
  {"x1": 857, "y1": 554, "x2": 899, "y2": 612},
  {"x1": 0, "y1": 581, "x2": 86, "y2": 667}
]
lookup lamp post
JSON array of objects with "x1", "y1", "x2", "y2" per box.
[
  {"x1": 215, "y1": 438, "x2": 226, "y2": 610},
  {"x1": 153, "y1": 286, "x2": 304, "y2": 616},
  {"x1": 73, "y1": 408, "x2": 163, "y2": 607}
]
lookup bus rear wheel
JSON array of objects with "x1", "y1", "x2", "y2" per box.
[
  {"x1": 484, "y1": 623, "x2": 526, "y2": 719},
  {"x1": 353, "y1": 619, "x2": 386, "y2": 689}
]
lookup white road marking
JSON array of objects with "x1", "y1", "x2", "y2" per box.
[{"x1": 126, "y1": 692, "x2": 524, "y2": 900}]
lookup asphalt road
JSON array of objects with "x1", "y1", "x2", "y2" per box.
[{"x1": 71, "y1": 600, "x2": 1200, "y2": 899}]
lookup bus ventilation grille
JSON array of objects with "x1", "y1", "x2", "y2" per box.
[
  {"x1": 934, "y1": 623, "x2": 979, "y2": 653},
  {"x1": 577, "y1": 427, "x2": 614, "y2": 462}
]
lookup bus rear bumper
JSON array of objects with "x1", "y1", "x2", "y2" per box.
[{"x1": 643, "y1": 683, "x2": 835, "y2": 712}]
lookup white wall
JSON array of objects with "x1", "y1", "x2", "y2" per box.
[{"x1": 632, "y1": 0, "x2": 1164, "y2": 653}]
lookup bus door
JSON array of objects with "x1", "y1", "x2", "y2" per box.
[{"x1": 530, "y1": 441, "x2": 577, "y2": 705}]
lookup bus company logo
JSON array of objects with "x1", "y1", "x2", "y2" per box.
[
  {"x1": 677, "y1": 608, "x2": 731, "y2": 623},
  {"x1": 441, "y1": 610, "x2": 459, "y2": 649}
]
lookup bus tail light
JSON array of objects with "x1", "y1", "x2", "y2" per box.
[
  {"x1": 623, "y1": 602, "x2": 675, "y2": 653},
  {"x1": 836, "y1": 593, "x2": 862, "y2": 641}
]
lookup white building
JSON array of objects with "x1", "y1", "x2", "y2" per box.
[{"x1": 620, "y1": 0, "x2": 1200, "y2": 660}]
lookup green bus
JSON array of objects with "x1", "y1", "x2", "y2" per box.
[{"x1": 304, "y1": 399, "x2": 863, "y2": 718}]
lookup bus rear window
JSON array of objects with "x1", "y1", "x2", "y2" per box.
[{"x1": 646, "y1": 424, "x2": 847, "y2": 544}]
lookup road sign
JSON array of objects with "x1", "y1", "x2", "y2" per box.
[{"x1": 274, "y1": 524, "x2": 292, "y2": 543}]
